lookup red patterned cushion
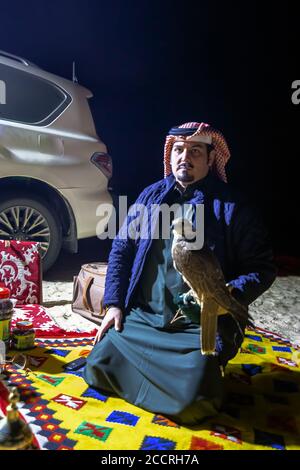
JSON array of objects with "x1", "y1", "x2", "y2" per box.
[
  {"x1": 11, "y1": 304, "x2": 96, "y2": 338},
  {"x1": 0, "y1": 240, "x2": 42, "y2": 304}
]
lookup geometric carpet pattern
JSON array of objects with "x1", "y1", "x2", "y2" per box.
[{"x1": 1, "y1": 328, "x2": 300, "y2": 450}]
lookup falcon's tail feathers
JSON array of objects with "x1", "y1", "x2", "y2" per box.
[{"x1": 201, "y1": 300, "x2": 218, "y2": 356}]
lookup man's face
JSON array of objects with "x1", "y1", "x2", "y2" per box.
[{"x1": 170, "y1": 139, "x2": 215, "y2": 187}]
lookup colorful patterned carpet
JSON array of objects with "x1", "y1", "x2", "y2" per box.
[{"x1": 1, "y1": 327, "x2": 300, "y2": 450}]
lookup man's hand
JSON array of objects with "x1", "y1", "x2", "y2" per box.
[{"x1": 93, "y1": 307, "x2": 123, "y2": 345}]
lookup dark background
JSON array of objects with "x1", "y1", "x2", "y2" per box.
[{"x1": 0, "y1": 0, "x2": 296, "y2": 256}]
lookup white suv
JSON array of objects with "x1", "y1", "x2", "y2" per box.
[{"x1": 0, "y1": 51, "x2": 113, "y2": 271}]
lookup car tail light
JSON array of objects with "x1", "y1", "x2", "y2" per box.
[{"x1": 91, "y1": 152, "x2": 113, "y2": 179}]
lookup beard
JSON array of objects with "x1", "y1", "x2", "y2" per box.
[{"x1": 176, "y1": 170, "x2": 194, "y2": 183}]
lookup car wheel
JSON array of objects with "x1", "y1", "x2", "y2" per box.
[{"x1": 0, "y1": 196, "x2": 62, "y2": 272}]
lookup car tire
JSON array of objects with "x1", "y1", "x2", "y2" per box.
[{"x1": 0, "y1": 196, "x2": 62, "y2": 272}]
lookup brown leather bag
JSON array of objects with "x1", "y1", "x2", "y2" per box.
[{"x1": 72, "y1": 262, "x2": 107, "y2": 325}]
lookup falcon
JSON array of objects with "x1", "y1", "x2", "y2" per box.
[{"x1": 171, "y1": 218, "x2": 250, "y2": 355}]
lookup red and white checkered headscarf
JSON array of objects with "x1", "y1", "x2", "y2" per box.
[{"x1": 164, "y1": 122, "x2": 231, "y2": 182}]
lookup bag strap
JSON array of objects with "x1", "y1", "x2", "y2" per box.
[
  {"x1": 82, "y1": 276, "x2": 94, "y2": 312},
  {"x1": 99, "y1": 299, "x2": 104, "y2": 317},
  {"x1": 72, "y1": 276, "x2": 79, "y2": 304}
]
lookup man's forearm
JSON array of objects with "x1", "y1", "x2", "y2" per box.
[
  {"x1": 103, "y1": 239, "x2": 135, "y2": 310},
  {"x1": 227, "y1": 268, "x2": 276, "y2": 306}
]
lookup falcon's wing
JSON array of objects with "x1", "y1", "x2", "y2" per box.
[{"x1": 173, "y1": 245, "x2": 249, "y2": 325}]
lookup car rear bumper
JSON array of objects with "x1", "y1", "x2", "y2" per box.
[{"x1": 60, "y1": 187, "x2": 113, "y2": 239}]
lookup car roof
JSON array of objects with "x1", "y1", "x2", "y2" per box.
[{"x1": 0, "y1": 50, "x2": 92, "y2": 98}]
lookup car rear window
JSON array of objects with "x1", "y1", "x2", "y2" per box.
[{"x1": 0, "y1": 63, "x2": 71, "y2": 126}]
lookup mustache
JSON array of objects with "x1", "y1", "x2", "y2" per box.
[{"x1": 177, "y1": 162, "x2": 194, "y2": 170}]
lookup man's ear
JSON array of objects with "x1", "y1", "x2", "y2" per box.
[{"x1": 208, "y1": 149, "x2": 216, "y2": 167}]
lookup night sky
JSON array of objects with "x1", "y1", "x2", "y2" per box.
[{"x1": 1, "y1": 1, "x2": 295, "y2": 254}]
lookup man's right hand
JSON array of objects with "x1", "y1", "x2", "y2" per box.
[{"x1": 93, "y1": 307, "x2": 123, "y2": 345}]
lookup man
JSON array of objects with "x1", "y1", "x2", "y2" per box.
[{"x1": 84, "y1": 122, "x2": 276, "y2": 424}]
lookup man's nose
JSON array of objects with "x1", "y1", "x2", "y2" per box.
[{"x1": 180, "y1": 148, "x2": 191, "y2": 159}]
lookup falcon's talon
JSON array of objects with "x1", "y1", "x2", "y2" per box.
[{"x1": 170, "y1": 308, "x2": 186, "y2": 324}]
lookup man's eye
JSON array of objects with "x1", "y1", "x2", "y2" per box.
[
  {"x1": 174, "y1": 147, "x2": 183, "y2": 153},
  {"x1": 192, "y1": 148, "x2": 201, "y2": 154}
]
